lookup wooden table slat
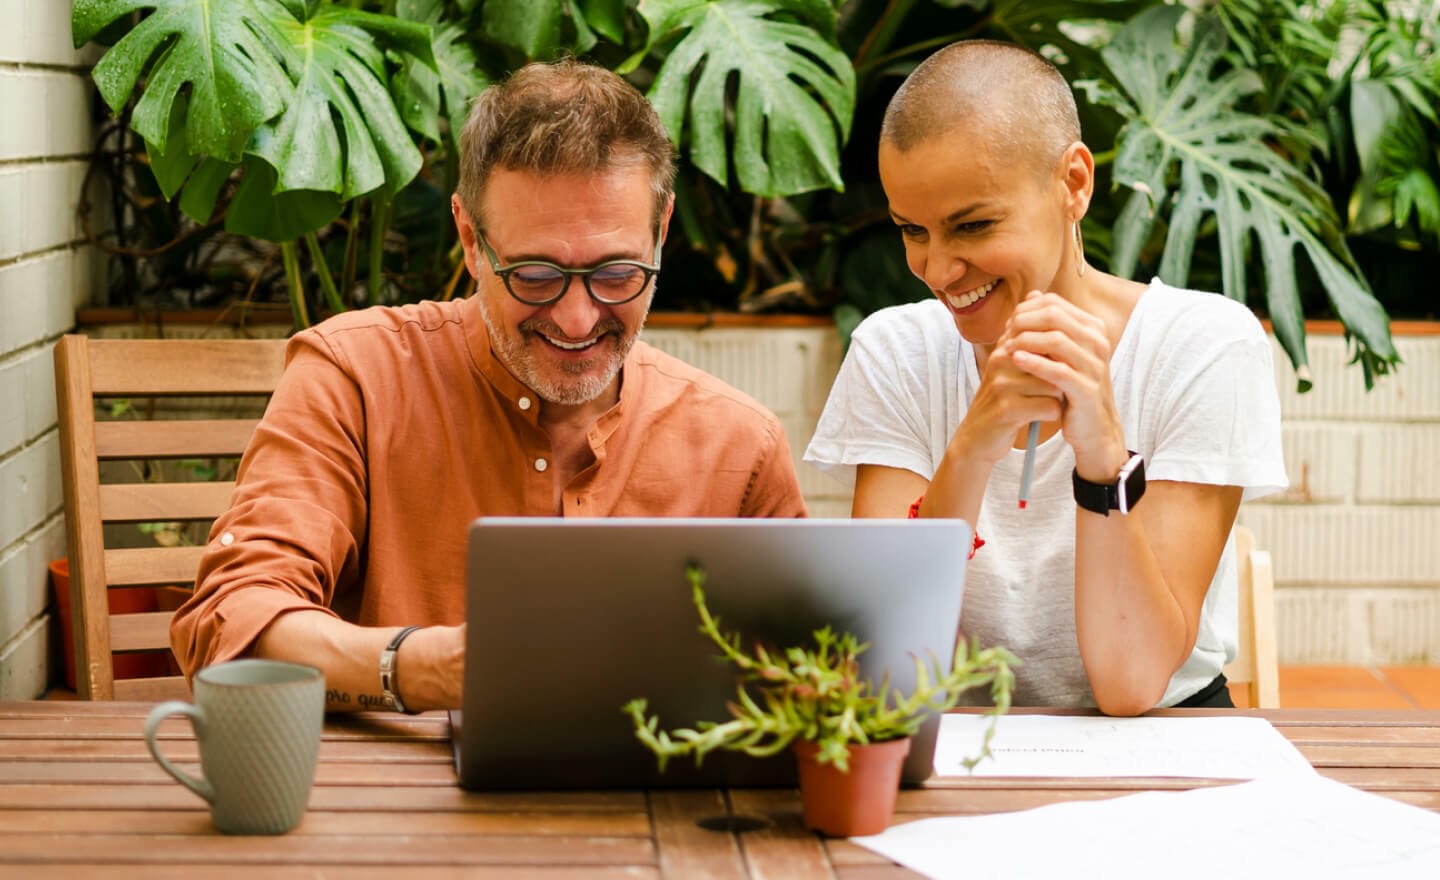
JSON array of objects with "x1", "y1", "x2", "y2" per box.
[
  {"x1": 0, "y1": 783, "x2": 647, "y2": 813},
  {"x1": 0, "y1": 833, "x2": 656, "y2": 867},
  {"x1": 728, "y1": 789, "x2": 836, "y2": 878},
  {"x1": 19, "y1": 867, "x2": 658, "y2": 880},
  {"x1": 0, "y1": 737, "x2": 453, "y2": 762},
  {"x1": 0, "y1": 808, "x2": 652, "y2": 837},
  {"x1": 647, "y1": 789, "x2": 750, "y2": 880},
  {"x1": 0, "y1": 759, "x2": 464, "y2": 786}
]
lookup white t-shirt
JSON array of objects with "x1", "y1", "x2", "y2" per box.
[{"x1": 804, "y1": 280, "x2": 1288, "y2": 707}]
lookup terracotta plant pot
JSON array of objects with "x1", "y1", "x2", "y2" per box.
[{"x1": 793, "y1": 737, "x2": 911, "y2": 837}]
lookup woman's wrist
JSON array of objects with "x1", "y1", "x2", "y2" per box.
[
  {"x1": 1071, "y1": 425, "x2": 1130, "y2": 484},
  {"x1": 927, "y1": 448, "x2": 991, "y2": 522}
]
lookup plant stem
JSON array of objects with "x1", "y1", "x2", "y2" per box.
[
  {"x1": 439, "y1": 254, "x2": 468, "y2": 302},
  {"x1": 340, "y1": 200, "x2": 361, "y2": 308},
  {"x1": 674, "y1": 177, "x2": 712, "y2": 254},
  {"x1": 368, "y1": 197, "x2": 391, "y2": 305},
  {"x1": 304, "y1": 232, "x2": 347, "y2": 316},
  {"x1": 855, "y1": 29, "x2": 988, "y2": 76},
  {"x1": 852, "y1": 0, "x2": 919, "y2": 69},
  {"x1": 1091, "y1": 148, "x2": 1116, "y2": 168},
  {"x1": 280, "y1": 240, "x2": 311, "y2": 329}
]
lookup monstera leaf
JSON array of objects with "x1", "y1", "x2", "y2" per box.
[
  {"x1": 434, "y1": 25, "x2": 492, "y2": 151},
  {"x1": 1080, "y1": 6, "x2": 1398, "y2": 389},
  {"x1": 393, "y1": 5, "x2": 491, "y2": 152},
  {"x1": 631, "y1": 0, "x2": 855, "y2": 197},
  {"x1": 227, "y1": 156, "x2": 345, "y2": 241},
  {"x1": 254, "y1": 7, "x2": 433, "y2": 202},
  {"x1": 580, "y1": 0, "x2": 630, "y2": 43},
  {"x1": 989, "y1": 0, "x2": 1153, "y2": 77},
  {"x1": 483, "y1": 0, "x2": 566, "y2": 57},
  {"x1": 73, "y1": 0, "x2": 293, "y2": 162},
  {"x1": 78, "y1": 0, "x2": 438, "y2": 241}
]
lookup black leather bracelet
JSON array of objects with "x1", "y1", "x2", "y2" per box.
[{"x1": 379, "y1": 625, "x2": 422, "y2": 714}]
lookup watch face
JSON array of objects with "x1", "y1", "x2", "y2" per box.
[{"x1": 1118, "y1": 454, "x2": 1146, "y2": 514}]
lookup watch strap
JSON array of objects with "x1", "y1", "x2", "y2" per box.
[
  {"x1": 379, "y1": 626, "x2": 421, "y2": 714},
  {"x1": 1072, "y1": 468, "x2": 1114, "y2": 515}
]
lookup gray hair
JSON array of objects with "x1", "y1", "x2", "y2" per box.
[{"x1": 456, "y1": 59, "x2": 676, "y2": 227}]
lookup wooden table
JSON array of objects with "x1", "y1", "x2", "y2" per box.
[{"x1": 2, "y1": 703, "x2": 1438, "y2": 878}]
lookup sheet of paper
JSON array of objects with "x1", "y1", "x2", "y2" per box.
[
  {"x1": 853, "y1": 775, "x2": 1440, "y2": 880},
  {"x1": 935, "y1": 713, "x2": 1315, "y2": 779}
]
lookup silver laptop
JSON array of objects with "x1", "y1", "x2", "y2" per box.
[{"x1": 451, "y1": 517, "x2": 970, "y2": 790}]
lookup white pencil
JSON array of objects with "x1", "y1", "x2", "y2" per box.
[{"x1": 1018, "y1": 420, "x2": 1040, "y2": 509}]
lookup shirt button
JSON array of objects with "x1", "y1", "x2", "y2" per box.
[
  {"x1": 220, "y1": 532, "x2": 235, "y2": 547},
  {"x1": 534, "y1": 458, "x2": 548, "y2": 472},
  {"x1": 518, "y1": 396, "x2": 532, "y2": 411}
]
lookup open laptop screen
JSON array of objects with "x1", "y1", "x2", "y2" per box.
[{"x1": 453, "y1": 517, "x2": 970, "y2": 790}]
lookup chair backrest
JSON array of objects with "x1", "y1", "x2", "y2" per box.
[
  {"x1": 54, "y1": 335, "x2": 287, "y2": 700},
  {"x1": 1223, "y1": 525, "x2": 1280, "y2": 708}
]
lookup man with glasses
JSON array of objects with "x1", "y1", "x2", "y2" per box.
[{"x1": 171, "y1": 60, "x2": 806, "y2": 713}]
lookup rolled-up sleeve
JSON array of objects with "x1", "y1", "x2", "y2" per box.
[{"x1": 170, "y1": 331, "x2": 370, "y2": 677}]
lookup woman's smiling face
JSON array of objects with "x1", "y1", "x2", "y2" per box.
[{"x1": 878, "y1": 132, "x2": 1075, "y2": 347}]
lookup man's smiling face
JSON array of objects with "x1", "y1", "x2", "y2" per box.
[{"x1": 457, "y1": 163, "x2": 664, "y2": 407}]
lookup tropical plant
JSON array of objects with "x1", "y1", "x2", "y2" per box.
[
  {"x1": 1314, "y1": 1, "x2": 1440, "y2": 329},
  {"x1": 622, "y1": 565, "x2": 1017, "y2": 772},
  {"x1": 71, "y1": 0, "x2": 1434, "y2": 390},
  {"x1": 73, "y1": 0, "x2": 449, "y2": 327},
  {"x1": 1077, "y1": 5, "x2": 1395, "y2": 389}
]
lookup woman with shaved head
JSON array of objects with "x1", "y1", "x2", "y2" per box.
[{"x1": 805, "y1": 41, "x2": 1287, "y2": 714}]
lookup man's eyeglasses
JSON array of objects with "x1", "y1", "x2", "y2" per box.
[{"x1": 476, "y1": 229, "x2": 662, "y2": 306}]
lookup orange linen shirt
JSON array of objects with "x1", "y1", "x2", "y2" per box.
[{"x1": 171, "y1": 296, "x2": 806, "y2": 674}]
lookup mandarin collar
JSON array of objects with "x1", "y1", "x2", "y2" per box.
[{"x1": 461, "y1": 294, "x2": 636, "y2": 444}]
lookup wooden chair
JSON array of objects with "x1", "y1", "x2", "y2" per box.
[
  {"x1": 54, "y1": 335, "x2": 287, "y2": 700},
  {"x1": 1223, "y1": 525, "x2": 1280, "y2": 708}
]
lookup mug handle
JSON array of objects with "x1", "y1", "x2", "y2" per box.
[{"x1": 144, "y1": 700, "x2": 215, "y2": 804}]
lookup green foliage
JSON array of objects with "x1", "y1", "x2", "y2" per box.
[
  {"x1": 631, "y1": 0, "x2": 856, "y2": 196},
  {"x1": 77, "y1": 0, "x2": 435, "y2": 235},
  {"x1": 1077, "y1": 5, "x2": 1398, "y2": 390},
  {"x1": 1338, "y1": 3, "x2": 1440, "y2": 250},
  {"x1": 623, "y1": 565, "x2": 1017, "y2": 773},
  {"x1": 71, "y1": 0, "x2": 1436, "y2": 391},
  {"x1": 73, "y1": 0, "x2": 292, "y2": 162}
]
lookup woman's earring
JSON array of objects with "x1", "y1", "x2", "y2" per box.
[{"x1": 1073, "y1": 222, "x2": 1087, "y2": 277}]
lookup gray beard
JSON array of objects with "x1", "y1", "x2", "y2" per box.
[{"x1": 477, "y1": 291, "x2": 650, "y2": 406}]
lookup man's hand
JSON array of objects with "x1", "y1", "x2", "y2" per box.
[{"x1": 400, "y1": 624, "x2": 466, "y2": 711}]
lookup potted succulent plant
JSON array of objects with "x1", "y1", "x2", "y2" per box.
[{"x1": 623, "y1": 565, "x2": 1017, "y2": 837}]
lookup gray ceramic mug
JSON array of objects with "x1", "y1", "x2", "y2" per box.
[{"x1": 144, "y1": 659, "x2": 325, "y2": 835}]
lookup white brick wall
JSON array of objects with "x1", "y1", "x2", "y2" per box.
[
  {"x1": 0, "y1": 247, "x2": 93, "y2": 353},
  {"x1": 1239, "y1": 333, "x2": 1440, "y2": 664},
  {"x1": 0, "y1": 0, "x2": 99, "y2": 697},
  {"x1": 0, "y1": 71, "x2": 92, "y2": 161},
  {"x1": 642, "y1": 325, "x2": 851, "y2": 513},
  {"x1": 0, "y1": 0, "x2": 97, "y2": 66},
  {"x1": 0, "y1": 162, "x2": 93, "y2": 262}
]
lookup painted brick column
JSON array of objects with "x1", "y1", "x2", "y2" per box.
[
  {"x1": 1239, "y1": 330, "x2": 1440, "y2": 665},
  {"x1": 0, "y1": 0, "x2": 100, "y2": 697},
  {"x1": 641, "y1": 324, "x2": 853, "y2": 517}
]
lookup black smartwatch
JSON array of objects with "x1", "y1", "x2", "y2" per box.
[{"x1": 1073, "y1": 452, "x2": 1146, "y2": 516}]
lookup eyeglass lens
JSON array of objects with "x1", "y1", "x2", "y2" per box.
[{"x1": 508, "y1": 263, "x2": 651, "y2": 305}]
